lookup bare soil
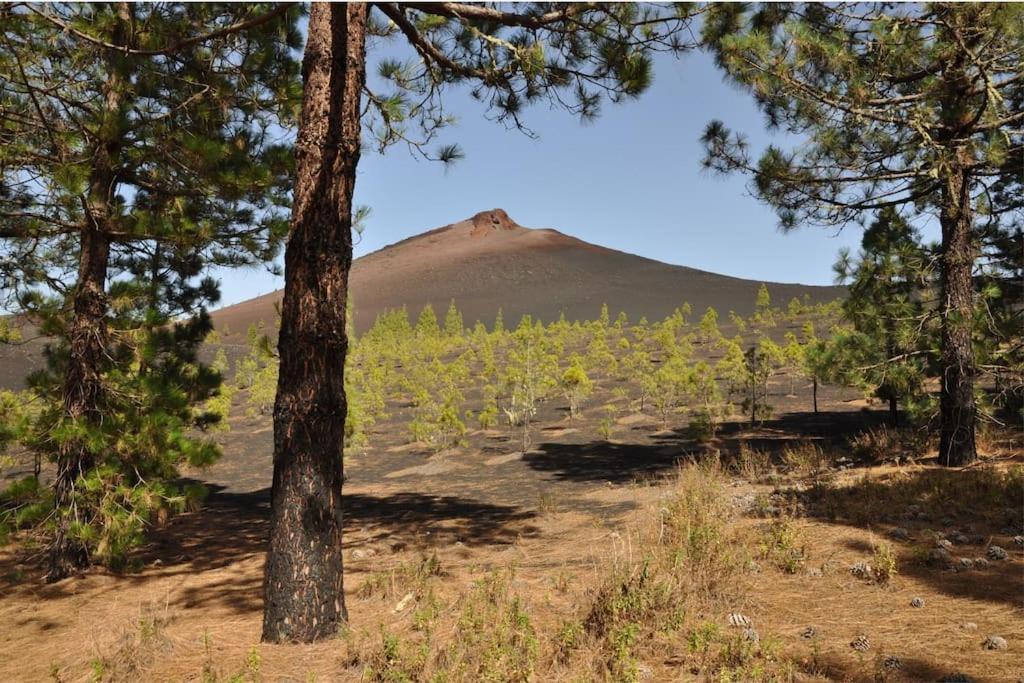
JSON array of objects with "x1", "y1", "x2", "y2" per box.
[
  {"x1": 209, "y1": 209, "x2": 846, "y2": 340},
  {"x1": 1, "y1": 366, "x2": 1021, "y2": 682}
]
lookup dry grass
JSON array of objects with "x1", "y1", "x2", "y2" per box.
[
  {"x1": 3, "y1": 458, "x2": 1022, "y2": 682},
  {"x1": 848, "y1": 425, "x2": 931, "y2": 464}
]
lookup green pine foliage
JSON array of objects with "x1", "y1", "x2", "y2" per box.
[
  {"x1": 0, "y1": 3, "x2": 301, "y2": 570},
  {"x1": 832, "y1": 209, "x2": 933, "y2": 425},
  {"x1": 19, "y1": 254, "x2": 223, "y2": 566},
  {"x1": 560, "y1": 356, "x2": 593, "y2": 420},
  {"x1": 701, "y1": 3, "x2": 1023, "y2": 463}
]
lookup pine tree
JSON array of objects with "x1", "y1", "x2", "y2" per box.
[
  {"x1": 444, "y1": 299, "x2": 464, "y2": 338},
  {"x1": 755, "y1": 284, "x2": 771, "y2": 313},
  {"x1": 698, "y1": 306, "x2": 721, "y2": 345},
  {"x1": 264, "y1": 1, "x2": 698, "y2": 642},
  {"x1": 688, "y1": 360, "x2": 727, "y2": 440},
  {"x1": 702, "y1": 3, "x2": 1024, "y2": 465},
  {"x1": 0, "y1": 3, "x2": 300, "y2": 580},
  {"x1": 560, "y1": 355, "x2": 592, "y2": 419},
  {"x1": 833, "y1": 209, "x2": 932, "y2": 426},
  {"x1": 416, "y1": 304, "x2": 441, "y2": 339}
]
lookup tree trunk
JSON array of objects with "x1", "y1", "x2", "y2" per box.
[
  {"x1": 47, "y1": 4, "x2": 129, "y2": 582},
  {"x1": 937, "y1": 153, "x2": 978, "y2": 467},
  {"x1": 262, "y1": 2, "x2": 367, "y2": 643},
  {"x1": 47, "y1": 227, "x2": 111, "y2": 582},
  {"x1": 749, "y1": 379, "x2": 756, "y2": 426},
  {"x1": 812, "y1": 377, "x2": 818, "y2": 414},
  {"x1": 889, "y1": 395, "x2": 898, "y2": 428}
]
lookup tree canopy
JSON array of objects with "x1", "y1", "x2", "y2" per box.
[{"x1": 701, "y1": 2, "x2": 1023, "y2": 464}]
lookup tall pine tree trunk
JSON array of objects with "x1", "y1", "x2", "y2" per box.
[
  {"x1": 937, "y1": 153, "x2": 977, "y2": 466},
  {"x1": 262, "y1": 2, "x2": 367, "y2": 643},
  {"x1": 47, "y1": 5, "x2": 129, "y2": 582},
  {"x1": 48, "y1": 227, "x2": 111, "y2": 581}
]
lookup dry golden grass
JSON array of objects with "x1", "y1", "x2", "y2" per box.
[{"x1": 2, "y1": 457, "x2": 1021, "y2": 682}]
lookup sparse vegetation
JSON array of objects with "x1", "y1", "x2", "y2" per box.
[{"x1": 0, "y1": 3, "x2": 1019, "y2": 680}]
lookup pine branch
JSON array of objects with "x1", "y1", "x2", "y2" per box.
[{"x1": 25, "y1": 3, "x2": 294, "y2": 57}]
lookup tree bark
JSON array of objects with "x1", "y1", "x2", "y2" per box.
[
  {"x1": 262, "y1": 2, "x2": 367, "y2": 643},
  {"x1": 937, "y1": 154, "x2": 978, "y2": 466},
  {"x1": 47, "y1": 227, "x2": 111, "y2": 582},
  {"x1": 889, "y1": 395, "x2": 898, "y2": 428},
  {"x1": 47, "y1": 4, "x2": 129, "y2": 582},
  {"x1": 812, "y1": 377, "x2": 818, "y2": 414}
]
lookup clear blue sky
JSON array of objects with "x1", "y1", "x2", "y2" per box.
[{"x1": 216, "y1": 48, "x2": 882, "y2": 308}]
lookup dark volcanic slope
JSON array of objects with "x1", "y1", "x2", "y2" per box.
[
  {"x1": 212, "y1": 208, "x2": 845, "y2": 338},
  {"x1": 0, "y1": 209, "x2": 844, "y2": 388}
]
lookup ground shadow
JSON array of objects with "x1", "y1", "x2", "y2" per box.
[
  {"x1": 782, "y1": 466, "x2": 1023, "y2": 610},
  {"x1": 523, "y1": 410, "x2": 889, "y2": 484},
  {"x1": 809, "y1": 652, "x2": 984, "y2": 683},
  {"x1": 523, "y1": 440, "x2": 700, "y2": 484},
  {"x1": 1, "y1": 484, "x2": 538, "y2": 612},
  {"x1": 708, "y1": 409, "x2": 891, "y2": 458}
]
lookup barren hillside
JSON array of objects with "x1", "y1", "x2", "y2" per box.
[{"x1": 212, "y1": 209, "x2": 845, "y2": 339}]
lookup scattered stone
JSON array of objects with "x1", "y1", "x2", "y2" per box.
[
  {"x1": 960, "y1": 622, "x2": 978, "y2": 631},
  {"x1": 636, "y1": 664, "x2": 654, "y2": 680},
  {"x1": 983, "y1": 635, "x2": 1008, "y2": 651},
  {"x1": 888, "y1": 527, "x2": 910, "y2": 541},
  {"x1": 950, "y1": 532, "x2": 970, "y2": 545},
  {"x1": 940, "y1": 674, "x2": 975, "y2": 683},
  {"x1": 850, "y1": 634, "x2": 870, "y2": 652},
  {"x1": 910, "y1": 597, "x2": 925, "y2": 608},
  {"x1": 942, "y1": 517, "x2": 956, "y2": 528},
  {"x1": 936, "y1": 538, "x2": 955, "y2": 551},
  {"x1": 850, "y1": 562, "x2": 873, "y2": 579},
  {"x1": 1013, "y1": 535, "x2": 1024, "y2": 547},
  {"x1": 928, "y1": 547, "x2": 954, "y2": 568},
  {"x1": 742, "y1": 628, "x2": 760, "y2": 644},
  {"x1": 806, "y1": 567, "x2": 823, "y2": 578},
  {"x1": 882, "y1": 655, "x2": 902, "y2": 670},
  {"x1": 747, "y1": 561, "x2": 762, "y2": 574},
  {"x1": 392, "y1": 592, "x2": 415, "y2": 614},
  {"x1": 987, "y1": 546, "x2": 1008, "y2": 561},
  {"x1": 958, "y1": 557, "x2": 975, "y2": 570},
  {"x1": 973, "y1": 557, "x2": 990, "y2": 568},
  {"x1": 728, "y1": 613, "x2": 752, "y2": 628},
  {"x1": 801, "y1": 625, "x2": 817, "y2": 639},
  {"x1": 907, "y1": 505, "x2": 920, "y2": 514}
]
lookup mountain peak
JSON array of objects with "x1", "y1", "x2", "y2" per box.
[
  {"x1": 208, "y1": 211, "x2": 845, "y2": 338},
  {"x1": 467, "y1": 208, "x2": 520, "y2": 236}
]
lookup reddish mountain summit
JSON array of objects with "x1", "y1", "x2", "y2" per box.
[{"x1": 211, "y1": 209, "x2": 845, "y2": 338}]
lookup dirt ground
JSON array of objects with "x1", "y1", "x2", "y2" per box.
[{"x1": 1, "y1": 371, "x2": 1022, "y2": 682}]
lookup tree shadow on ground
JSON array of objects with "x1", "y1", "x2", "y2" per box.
[
  {"x1": 1, "y1": 484, "x2": 538, "y2": 612},
  {"x1": 522, "y1": 440, "x2": 700, "y2": 484},
  {"x1": 782, "y1": 465, "x2": 1023, "y2": 610},
  {"x1": 704, "y1": 409, "x2": 890, "y2": 458},
  {"x1": 809, "y1": 652, "x2": 981, "y2": 683},
  {"x1": 524, "y1": 410, "x2": 889, "y2": 484}
]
